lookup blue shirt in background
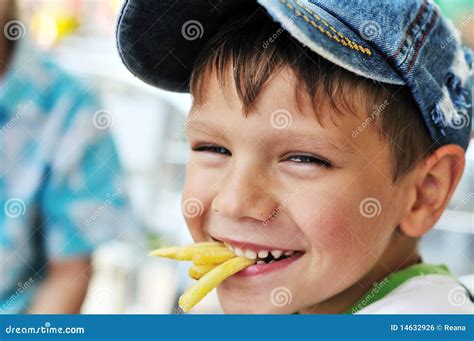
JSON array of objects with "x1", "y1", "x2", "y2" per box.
[{"x1": 0, "y1": 40, "x2": 130, "y2": 313}]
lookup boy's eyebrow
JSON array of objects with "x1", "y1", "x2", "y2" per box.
[
  {"x1": 185, "y1": 120, "x2": 226, "y2": 136},
  {"x1": 186, "y1": 120, "x2": 355, "y2": 154},
  {"x1": 262, "y1": 130, "x2": 356, "y2": 154}
]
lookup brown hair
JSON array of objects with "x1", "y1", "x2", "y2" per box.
[{"x1": 190, "y1": 9, "x2": 438, "y2": 181}]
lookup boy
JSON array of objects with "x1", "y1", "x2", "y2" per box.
[{"x1": 116, "y1": 0, "x2": 473, "y2": 313}]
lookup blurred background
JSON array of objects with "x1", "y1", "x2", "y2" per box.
[{"x1": 6, "y1": 0, "x2": 474, "y2": 314}]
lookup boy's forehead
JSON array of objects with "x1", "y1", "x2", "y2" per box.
[{"x1": 190, "y1": 66, "x2": 368, "y2": 131}]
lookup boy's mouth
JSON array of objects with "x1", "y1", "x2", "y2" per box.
[{"x1": 212, "y1": 237, "x2": 305, "y2": 276}]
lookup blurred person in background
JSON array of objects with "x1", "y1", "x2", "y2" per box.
[{"x1": 0, "y1": 0, "x2": 130, "y2": 313}]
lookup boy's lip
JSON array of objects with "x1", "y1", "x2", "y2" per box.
[
  {"x1": 235, "y1": 251, "x2": 304, "y2": 277},
  {"x1": 211, "y1": 236, "x2": 304, "y2": 255},
  {"x1": 209, "y1": 236, "x2": 306, "y2": 277}
]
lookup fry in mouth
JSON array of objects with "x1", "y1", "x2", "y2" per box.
[
  {"x1": 149, "y1": 241, "x2": 225, "y2": 260},
  {"x1": 188, "y1": 264, "x2": 216, "y2": 280},
  {"x1": 179, "y1": 256, "x2": 255, "y2": 312},
  {"x1": 149, "y1": 242, "x2": 255, "y2": 312}
]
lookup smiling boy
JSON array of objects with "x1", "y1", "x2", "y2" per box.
[{"x1": 117, "y1": 0, "x2": 473, "y2": 313}]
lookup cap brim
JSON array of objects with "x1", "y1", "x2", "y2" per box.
[
  {"x1": 116, "y1": 0, "x2": 405, "y2": 93},
  {"x1": 116, "y1": 0, "x2": 256, "y2": 92}
]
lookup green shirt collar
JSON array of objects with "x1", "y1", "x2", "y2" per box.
[{"x1": 346, "y1": 263, "x2": 453, "y2": 314}]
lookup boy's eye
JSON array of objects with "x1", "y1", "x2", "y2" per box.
[
  {"x1": 192, "y1": 144, "x2": 231, "y2": 156},
  {"x1": 285, "y1": 154, "x2": 331, "y2": 168}
]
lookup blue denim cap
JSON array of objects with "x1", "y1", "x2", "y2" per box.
[{"x1": 116, "y1": 0, "x2": 473, "y2": 149}]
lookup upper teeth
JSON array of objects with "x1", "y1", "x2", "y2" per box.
[
  {"x1": 244, "y1": 250, "x2": 257, "y2": 260},
  {"x1": 225, "y1": 243, "x2": 293, "y2": 261},
  {"x1": 271, "y1": 250, "x2": 282, "y2": 258}
]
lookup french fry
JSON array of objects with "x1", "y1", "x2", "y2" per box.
[
  {"x1": 192, "y1": 248, "x2": 236, "y2": 265},
  {"x1": 189, "y1": 241, "x2": 225, "y2": 249},
  {"x1": 149, "y1": 242, "x2": 225, "y2": 260},
  {"x1": 179, "y1": 257, "x2": 255, "y2": 312},
  {"x1": 188, "y1": 264, "x2": 216, "y2": 280},
  {"x1": 149, "y1": 242, "x2": 256, "y2": 311}
]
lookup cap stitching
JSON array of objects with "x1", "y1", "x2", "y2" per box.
[
  {"x1": 391, "y1": 0, "x2": 427, "y2": 61},
  {"x1": 408, "y1": 8, "x2": 438, "y2": 70},
  {"x1": 294, "y1": 0, "x2": 372, "y2": 55},
  {"x1": 279, "y1": 0, "x2": 372, "y2": 56}
]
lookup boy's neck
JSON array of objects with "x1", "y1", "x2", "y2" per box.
[{"x1": 301, "y1": 230, "x2": 420, "y2": 314}]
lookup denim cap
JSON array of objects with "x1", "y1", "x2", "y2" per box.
[{"x1": 116, "y1": 0, "x2": 473, "y2": 150}]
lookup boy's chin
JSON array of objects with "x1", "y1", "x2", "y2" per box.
[{"x1": 216, "y1": 286, "x2": 299, "y2": 314}]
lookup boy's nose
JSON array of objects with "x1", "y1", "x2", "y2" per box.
[{"x1": 211, "y1": 166, "x2": 278, "y2": 223}]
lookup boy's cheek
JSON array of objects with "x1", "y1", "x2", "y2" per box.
[
  {"x1": 293, "y1": 194, "x2": 356, "y2": 249},
  {"x1": 295, "y1": 194, "x2": 384, "y2": 274},
  {"x1": 182, "y1": 172, "x2": 215, "y2": 241}
]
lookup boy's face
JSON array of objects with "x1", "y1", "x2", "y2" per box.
[{"x1": 183, "y1": 68, "x2": 412, "y2": 313}]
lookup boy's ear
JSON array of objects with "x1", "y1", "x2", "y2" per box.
[{"x1": 399, "y1": 144, "x2": 465, "y2": 237}]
